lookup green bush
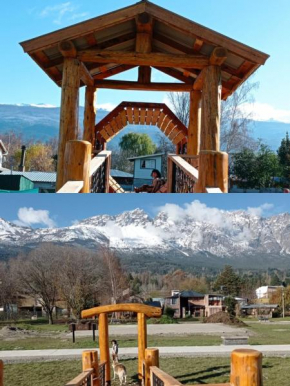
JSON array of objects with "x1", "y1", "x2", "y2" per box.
[
  {"x1": 164, "y1": 307, "x2": 175, "y2": 318},
  {"x1": 147, "y1": 315, "x2": 177, "y2": 324}
]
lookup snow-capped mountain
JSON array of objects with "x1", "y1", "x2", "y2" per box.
[{"x1": 1, "y1": 209, "x2": 290, "y2": 270}]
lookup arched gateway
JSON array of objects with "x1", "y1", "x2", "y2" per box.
[{"x1": 20, "y1": 1, "x2": 269, "y2": 193}]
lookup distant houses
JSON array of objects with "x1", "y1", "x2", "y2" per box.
[
  {"x1": 0, "y1": 140, "x2": 8, "y2": 172},
  {"x1": 128, "y1": 153, "x2": 165, "y2": 188}
]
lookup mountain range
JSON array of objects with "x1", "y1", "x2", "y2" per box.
[
  {"x1": 0, "y1": 104, "x2": 289, "y2": 150},
  {"x1": 1, "y1": 208, "x2": 290, "y2": 272}
]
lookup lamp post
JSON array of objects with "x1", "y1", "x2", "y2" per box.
[{"x1": 282, "y1": 281, "x2": 287, "y2": 319}]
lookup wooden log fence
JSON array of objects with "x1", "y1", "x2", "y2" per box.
[{"x1": 167, "y1": 155, "x2": 199, "y2": 193}]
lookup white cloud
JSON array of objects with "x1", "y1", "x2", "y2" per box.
[
  {"x1": 40, "y1": 2, "x2": 88, "y2": 25},
  {"x1": 96, "y1": 103, "x2": 117, "y2": 112},
  {"x1": 14, "y1": 207, "x2": 56, "y2": 228},
  {"x1": 246, "y1": 203, "x2": 274, "y2": 217},
  {"x1": 240, "y1": 102, "x2": 290, "y2": 124}
]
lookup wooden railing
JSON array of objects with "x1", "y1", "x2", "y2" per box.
[
  {"x1": 66, "y1": 369, "x2": 94, "y2": 386},
  {"x1": 98, "y1": 361, "x2": 106, "y2": 386},
  {"x1": 57, "y1": 140, "x2": 111, "y2": 193},
  {"x1": 167, "y1": 155, "x2": 199, "y2": 193},
  {"x1": 65, "y1": 351, "x2": 104, "y2": 386}
]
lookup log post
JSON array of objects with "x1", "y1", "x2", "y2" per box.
[
  {"x1": 167, "y1": 156, "x2": 174, "y2": 193},
  {"x1": 105, "y1": 153, "x2": 111, "y2": 193},
  {"x1": 99, "y1": 313, "x2": 110, "y2": 385},
  {"x1": 200, "y1": 65, "x2": 222, "y2": 152},
  {"x1": 83, "y1": 86, "x2": 97, "y2": 146},
  {"x1": 145, "y1": 349, "x2": 159, "y2": 386},
  {"x1": 187, "y1": 90, "x2": 202, "y2": 155},
  {"x1": 138, "y1": 313, "x2": 147, "y2": 380},
  {"x1": 56, "y1": 57, "x2": 80, "y2": 191},
  {"x1": 0, "y1": 360, "x2": 3, "y2": 386},
  {"x1": 230, "y1": 349, "x2": 263, "y2": 386},
  {"x1": 82, "y1": 350, "x2": 99, "y2": 386},
  {"x1": 62, "y1": 140, "x2": 92, "y2": 193},
  {"x1": 195, "y1": 150, "x2": 228, "y2": 193}
]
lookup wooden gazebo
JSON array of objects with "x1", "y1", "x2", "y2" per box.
[{"x1": 20, "y1": 0, "x2": 269, "y2": 193}]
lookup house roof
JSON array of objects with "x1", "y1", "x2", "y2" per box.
[
  {"x1": 20, "y1": 1, "x2": 269, "y2": 100},
  {"x1": 129, "y1": 153, "x2": 165, "y2": 161},
  {"x1": 0, "y1": 140, "x2": 8, "y2": 155},
  {"x1": 0, "y1": 171, "x2": 57, "y2": 183},
  {"x1": 111, "y1": 169, "x2": 133, "y2": 178},
  {"x1": 180, "y1": 290, "x2": 204, "y2": 298},
  {"x1": 242, "y1": 304, "x2": 279, "y2": 309}
]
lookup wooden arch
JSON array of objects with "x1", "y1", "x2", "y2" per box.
[
  {"x1": 95, "y1": 102, "x2": 188, "y2": 148},
  {"x1": 82, "y1": 303, "x2": 162, "y2": 384}
]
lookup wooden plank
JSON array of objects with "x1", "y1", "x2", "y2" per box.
[
  {"x1": 66, "y1": 369, "x2": 94, "y2": 386},
  {"x1": 100, "y1": 129, "x2": 110, "y2": 141},
  {"x1": 193, "y1": 38, "x2": 204, "y2": 52},
  {"x1": 145, "y1": 2, "x2": 269, "y2": 64},
  {"x1": 80, "y1": 62, "x2": 94, "y2": 86},
  {"x1": 145, "y1": 108, "x2": 153, "y2": 125},
  {"x1": 206, "y1": 187, "x2": 223, "y2": 193},
  {"x1": 115, "y1": 114, "x2": 124, "y2": 131},
  {"x1": 126, "y1": 107, "x2": 134, "y2": 124},
  {"x1": 95, "y1": 103, "x2": 124, "y2": 131},
  {"x1": 138, "y1": 66, "x2": 152, "y2": 83},
  {"x1": 134, "y1": 107, "x2": 140, "y2": 124},
  {"x1": 120, "y1": 110, "x2": 128, "y2": 127},
  {"x1": 78, "y1": 50, "x2": 210, "y2": 69},
  {"x1": 140, "y1": 108, "x2": 146, "y2": 125},
  {"x1": 21, "y1": 2, "x2": 146, "y2": 52},
  {"x1": 93, "y1": 64, "x2": 136, "y2": 80},
  {"x1": 151, "y1": 109, "x2": 161, "y2": 125},
  {"x1": 157, "y1": 112, "x2": 166, "y2": 128},
  {"x1": 159, "y1": 116, "x2": 171, "y2": 132},
  {"x1": 173, "y1": 132, "x2": 186, "y2": 145},
  {"x1": 164, "y1": 122, "x2": 176, "y2": 137},
  {"x1": 82, "y1": 304, "x2": 162, "y2": 319},
  {"x1": 110, "y1": 118, "x2": 119, "y2": 133},
  {"x1": 89, "y1": 151, "x2": 111, "y2": 177},
  {"x1": 150, "y1": 367, "x2": 182, "y2": 386},
  {"x1": 168, "y1": 155, "x2": 199, "y2": 181},
  {"x1": 169, "y1": 128, "x2": 181, "y2": 141},
  {"x1": 154, "y1": 66, "x2": 194, "y2": 83}
]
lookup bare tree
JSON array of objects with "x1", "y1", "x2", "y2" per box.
[
  {"x1": 0, "y1": 262, "x2": 19, "y2": 320},
  {"x1": 167, "y1": 80, "x2": 259, "y2": 153},
  {"x1": 101, "y1": 248, "x2": 128, "y2": 305},
  {"x1": 58, "y1": 247, "x2": 104, "y2": 320},
  {"x1": 14, "y1": 244, "x2": 60, "y2": 324}
]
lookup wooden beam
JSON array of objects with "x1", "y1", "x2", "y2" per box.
[
  {"x1": 138, "y1": 66, "x2": 152, "y2": 83},
  {"x1": 193, "y1": 38, "x2": 204, "y2": 52},
  {"x1": 93, "y1": 64, "x2": 136, "y2": 80},
  {"x1": 154, "y1": 67, "x2": 194, "y2": 84},
  {"x1": 193, "y1": 70, "x2": 204, "y2": 91},
  {"x1": 210, "y1": 47, "x2": 228, "y2": 66},
  {"x1": 94, "y1": 79, "x2": 193, "y2": 92},
  {"x1": 200, "y1": 65, "x2": 222, "y2": 152},
  {"x1": 187, "y1": 90, "x2": 202, "y2": 155},
  {"x1": 83, "y1": 86, "x2": 96, "y2": 144},
  {"x1": 58, "y1": 40, "x2": 77, "y2": 58},
  {"x1": 80, "y1": 62, "x2": 94, "y2": 86},
  {"x1": 78, "y1": 50, "x2": 210, "y2": 69},
  {"x1": 82, "y1": 304, "x2": 162, "y2": 319},
  {"x1": 56, "y1": 58, "x2": 80, "y2": 191}
]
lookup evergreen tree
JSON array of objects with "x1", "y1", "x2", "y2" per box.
[
  {"x1": 214, "y1": 265, "x2": 242, "y2": 297},
  {"x1": 277, "y1": 132, "x2": 290, "y2": 179}
]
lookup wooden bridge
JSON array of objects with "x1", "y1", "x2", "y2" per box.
[
  {"x1": 20, "y1": 1, "x2": 269, "y2": 194},
  {"x1": 0, "y1": 303, "x2": 264, "y2": 386}
]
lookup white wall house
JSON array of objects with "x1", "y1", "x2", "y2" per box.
[
  {"x1": 256, "y1": 286, "x2": 282, "y2": 299},
  {"x1": 129, "y1": 153, "x2": 164, "y2": 180},
  {"x1": 0, "y1": 140, "x2": 8, "y2": 170}
]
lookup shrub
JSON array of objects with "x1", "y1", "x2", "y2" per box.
[{"x1": 164, "y1": 307, "x2": 175, "y2": 318}]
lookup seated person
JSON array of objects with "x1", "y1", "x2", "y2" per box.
[{"x1": 134, "y1": 169, "x2": 167, "y2": 193}]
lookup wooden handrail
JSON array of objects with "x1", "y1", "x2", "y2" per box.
[
  {"x1": 206, "y1": 187, "x2": 223, "y2": 193},
  {"x1": 168, "y1": 155, "x2": 199, "y2": 181},
  {"x1": 57, "y1": 181, "x2": 84, "y2": 193},
  {"x1": 150, "y1": 366, "x2": 182, "y2": 386},
  {"x1": 66, "y1": 369, "x2": 94, "y2": 386},
  {"x1": 90, "y1": 150, "x2": 111, "y2": 177},
  {"x1": 82, "y1": 303, "x2": 162, "y2": 319}
]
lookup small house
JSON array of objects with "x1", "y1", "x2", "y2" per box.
[
  {"x1": 0, "y1": 171, "x2": 56, "y2": 193},
  {"x1": 0, "y1": 140, "x2": 8, "y2": 172},
  {"x1": 128, "y1": 153, "x2": 165, "y2": 188},
  {"x1": 0, "y1": 174, "x2": 37, "y2": 193}
]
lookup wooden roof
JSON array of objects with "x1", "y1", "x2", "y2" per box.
[{"x1": 20, "y1": 0, "x2": 269, "y2": 100}]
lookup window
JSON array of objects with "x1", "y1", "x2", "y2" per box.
[
  {"x1": 171, "y1": 298, "x2": 178, "y2": 305},
  {"x1": 140, "y1": 159, "x2": 156, "y2": 169}
]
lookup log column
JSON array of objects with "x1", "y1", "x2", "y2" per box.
[
  {"x1": 56, "y1": 57, "x2": 80, "y2": 190},
  {"x1": 200, "y1": 65, "x2": 222, "y2": 152},
  {"x1": 137, "y1": 312, "x2": 147, "y2": 380},
  {"x1": 83, "y1": 86, "x2": 97, "y2": 146},
  {"x1": 145, "y1": 348, "x2": 159, "y2": 386},
  {"x1": 231, "y1": 349, "x2": 262, "y2": 386},
  {"x1": 82, "y1": 350, "x2": 99, "y2": 386},
  {"x1": 99, "y1": 313, "x2": 110, "y2": 385},
  {"x1": 187, "y1": 90, "x2": 202, "y2": 155}
]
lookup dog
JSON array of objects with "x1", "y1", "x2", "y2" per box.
[{"x1": 112, "y1": 359, "x2": 127, "y2": 385}]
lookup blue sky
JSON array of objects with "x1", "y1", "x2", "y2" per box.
[
  {"x1": 1, "y1": 0, "x2": 290, "y2": 122},
  {"x1": 0, "y1": 194, "x2": 289, "y2": 228}
]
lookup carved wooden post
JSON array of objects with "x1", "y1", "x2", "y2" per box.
[
  {"x1": 56, "y1": 57, "x2": 80, "y2": 191},
  {"x1": 138, "y1": 313, "x2": 147, "y2": 380},
  {"x1": 187, "y1": 90, "x2": 202, "y2": 155},
  {"x1": 82, "y1": 350, "x2": 99, "y2": 386},
  {"x1": 145, "y1": 349, "x2": 159, "y2": 386},
  {"x1": 83, "y1": 86, "x2": 97, "y2": 146},
  {"x1": 63, "y1": 140, "x2": 92, "y2": 193},
  {"x1": 231, "y1": 349, "x2": 262, "y2": 386},
  {"x1": 0, "y1": 360, "x2": 3, "y2": 386},
  {"x1": 99, "y1": 313, "x2": 110, "y2": 385},
  {"x1": 200, "y1": 65, "x2": 222, "y2": 152}
]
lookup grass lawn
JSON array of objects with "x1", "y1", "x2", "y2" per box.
[{"x1": 3, "y1": 357, "x2": 290, "y2": 386}]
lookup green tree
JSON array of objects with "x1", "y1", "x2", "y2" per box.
[
  {"x1": 256, "y1": 144, "x2": 280, "y2": 188},
  {"x1": 119, "y1": 132, "x2": 156, "y2": 157},
  {"x1": 277, "y1": 132, "x2": 290, "y2": 179},
  {"x1": 214, "y1": 266, "x2": 242, "y2": 297},
  {"x1": 224, "y1": 296, "x2": 237, "y2": 319},
  {"x1": 14, "y1": 143, "x2": 55, "y2": 172},
  {"x1": 232, "y1": 148, "x2": 257, "y2": 188}
]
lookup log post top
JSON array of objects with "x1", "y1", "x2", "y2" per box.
[{"x1": 81, "y1": 303, "x2": 162, "y2": 319}]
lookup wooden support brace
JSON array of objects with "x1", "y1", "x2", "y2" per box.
[
  {"x1": 80, "y1": 62, "x2": 94, "y2": 86},
  {"x1": 230, "y1": 349, "x2": 262, "y2": 386}
]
